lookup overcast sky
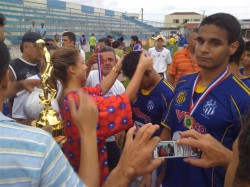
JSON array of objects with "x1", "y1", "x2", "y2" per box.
[{"x1": 63, "y1": 0, "x2": 250, "y2": 22}]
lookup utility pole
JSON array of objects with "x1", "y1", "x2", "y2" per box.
[
  {"x1": 201, "y1": 10, "x2": 205, "y2": 20},
  {"x1": 141, "y1": 8, "x2": 143, "y2": 22}
]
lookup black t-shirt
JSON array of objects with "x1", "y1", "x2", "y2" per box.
[{"x1": 9, "y1": 58, "x2": 39, "y2": 81}]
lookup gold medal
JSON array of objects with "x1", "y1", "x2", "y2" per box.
[{"x1": 183, "y1": 115, "x2": 195, "y2": 129}]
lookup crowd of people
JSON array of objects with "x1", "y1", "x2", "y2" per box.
[{"x1": 0, "y1": 11, "x2": 250, "y2": 187}]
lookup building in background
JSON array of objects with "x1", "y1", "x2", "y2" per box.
[
  {"x1": 0, "y1": 0, "x2": 160, "y2": 45},
  {"x1": 164, "y1": 12, "x2": 203, "y2": 35}
]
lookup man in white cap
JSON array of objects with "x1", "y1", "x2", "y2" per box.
[{"x1": 148, "y1": 35, "x2": 172, "y2": 79}]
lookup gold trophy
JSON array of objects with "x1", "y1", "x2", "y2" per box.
[{"x1": 34, "y1": 39, "x2": 64, "y2": 137}]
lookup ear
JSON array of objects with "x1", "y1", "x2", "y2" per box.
[
  {"x1": 229, "y1": 41, "x2": 239, "y2": 56},
  {"x1": 67, "y1": 65, "x2": 76, "y2": 75},
  {"x1": 23, "y1": 42, "x2": 30, "y2": 51}
]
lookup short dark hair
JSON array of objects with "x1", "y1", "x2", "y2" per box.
[
  {"x1": 118, "y1": 37, "x2": 124, "y2": 42},
  {"x1": 0, "y1": 13, "x2": 5, "y2": 26},
  {"x1": 0, "y1": 41, "x2": 10, "y2": 81},
  {"x1": 186, "y1": 28, "x2": 199, "y2": 38},
  {"x1": 245, "y1": 41, "x2": 250, "y2": 51},
  {"x1": 233, "y1": 111, "x2": 250, "y2": 186},
  {"x1": 98, "y1": 37, "x2": 111, "y2": 47},
  {"x1": 99, "y1": 46, "x2": 116, "y2": 57},
  {"x1": 44, "y1": 37, "x2": 55, "y2": 43},
  {"x1": 62, "y1": 32, "x2": 76, "y2": 43},
  {"x1": 46, "y1": 45, "x2": 59, "y2": 52},
  {"x1": 107, "y1": 35, "x2": 113, "y2": 39},
  {"x1": 200, "y1": 13, "x2": 241, "y2": 44},
  {"x1": 131, "y1": 35, "x2": 139, "y2": 42},
  {"x1": 229, "y1": 36, "x2": 245, "y2": 65},
  {"x1": 112, "y1": 40, "x2": 121, "y2": 49},
  {"x1": 54, "y1": 34, "x2": 59, "y2": 37},
  {"x1": 122, "y1": 51, "x2": 142, "y2": 79}
]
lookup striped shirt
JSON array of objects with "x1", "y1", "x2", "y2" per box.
[
  {"x1": 0, "y1": 113, "x2": 86, "y2": 187},
  {"x1": 168, "y1": 47, "x2": 200, "y2": 85}
]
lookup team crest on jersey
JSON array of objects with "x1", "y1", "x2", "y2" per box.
[
  {"x1": 147, "y1": 100, "x2": 154, "y2": 111},
  {"x1": 203, "y1": 99, "x2": 217, "y2": 116},
  {"x1": 176, "y1": 91, "x2": 187, "y2": 104}
]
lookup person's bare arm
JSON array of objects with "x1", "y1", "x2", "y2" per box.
[
  {"x1": 103, "y1": 124, "x2": 164, "y2": 187},
  {"x1": 177, "y1": 129, "x2": 232, "y2": 168},
  {"x1": 68, "y1": 91, "x2": 99, "y2": 187},
  {"x1": 167, "y1": 73, "x2": 175, "y2": 85},
  {"x1": 6, "y1": 69, "x2": 40, "y2": 98},
  {"x1": 85, "y1": 53, "x2": 98, "y2": 78}
]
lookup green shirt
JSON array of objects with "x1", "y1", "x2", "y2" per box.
[{"x1": 89, "y1": 36, "x2": 96, "y2": 46}]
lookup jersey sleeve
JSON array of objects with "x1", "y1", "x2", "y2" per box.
[
  {"x1": 161, "y1": 99, "x2": 174, "y2": 130},
  {"x1": 230, "y1": 94, "x2": 249, "y2": 140}
]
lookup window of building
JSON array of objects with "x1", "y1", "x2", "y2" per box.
[
  {"x1": 173, "y1": 19, "x2": 179, "y2": 23},
  {"x1": 183, "y1": 19, "x2": 189, "y2": 23}
]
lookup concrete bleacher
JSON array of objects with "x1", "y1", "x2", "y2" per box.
[{"x1": 0, "y1": 0, "x2": 160, "y2": 45}]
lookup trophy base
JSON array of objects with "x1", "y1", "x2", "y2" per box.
[{"x1": 35, "y1": 108, "x2": 64, "y2": 137}]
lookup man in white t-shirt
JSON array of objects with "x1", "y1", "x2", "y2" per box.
[
  {"x1": 148, "y1": 35, "x2": 172, "y2": 79},
  {"x1": 85, "y1": 46, "x2": 125, "y2": 172}
]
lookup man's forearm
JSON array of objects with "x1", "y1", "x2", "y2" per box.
[{"x1": 103, "y1": 166, "x2": 133, "y2": 187}]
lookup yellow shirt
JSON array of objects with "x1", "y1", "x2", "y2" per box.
[{"x1": 168, "y1": 38, "x2": 176, "y2": 45}]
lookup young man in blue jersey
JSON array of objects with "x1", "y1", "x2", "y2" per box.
[
  {"x1": 177, "y1": 111, "x2": 250, "y2": 186},
  {"x1": 160, "y1": 13, "x2": 250, "y2": 187},
  {"x1": 122, "y1": 50, "x2": 174, "y2": 186},
  {"x1": 229, "y1": 36, "x2": 250, "y2": 86},
  {"x1": 240, "y1": 41, "x2": 250, "y2": 79}
]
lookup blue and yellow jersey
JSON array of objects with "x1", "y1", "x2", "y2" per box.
[
  {"x1": 239, "y1": 67, "x2": 250, "y2": 80},
  {"x1": 132, "y1": 78, "x2": 174, "y2": 136},
  {"x1": 241, "y1": 77, "x2": 250, "y2": 86},
  {"x1": 161, "y1": 72, "x2": 250, "y2": 187}
]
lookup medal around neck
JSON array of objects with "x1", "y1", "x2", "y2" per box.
[{"x1": 184, "y1": 115, "x2": 195, "y2": 130}]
